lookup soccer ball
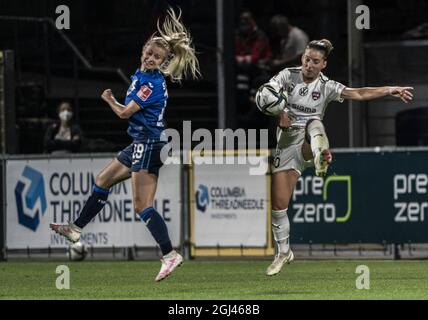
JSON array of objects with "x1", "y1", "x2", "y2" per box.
[
  {"x1": 255, "y1": 82, "x2": 288, "y2": 116},
  {"x1": 67, "y1": 241, "x2": 88, "y2": 261}
]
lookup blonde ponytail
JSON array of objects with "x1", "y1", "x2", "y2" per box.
[{"x1": 146, "y1": 8, "x2": 200, "y2": 83}]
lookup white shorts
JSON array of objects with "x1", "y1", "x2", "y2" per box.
[{"x1": 271, "y1": 127, "x2": 314, "y2": 176}]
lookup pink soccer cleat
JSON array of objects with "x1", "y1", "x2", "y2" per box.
[
  {"x1": 314, "y1": 149, "x2": 332, "y2": 177},
  {"x1": 155, "y1": 250, "x2": 183, "y2": 282},
  {"x1": 50, "y1": 222, "x2": 82, "y2": 243}
]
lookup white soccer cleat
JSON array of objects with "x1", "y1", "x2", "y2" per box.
[
  {"x1": 50, "y1": 222, "x2": 82, "y2": 243},
  {"x1": 314, "y1": 149, "x2": 332, "y2": 177},
  {"x1": 266, "y1": 249, "x2": 294, "y2": 276},
  {"x1": 155, "y1": 250, "x2": 183, "y2": 282}
]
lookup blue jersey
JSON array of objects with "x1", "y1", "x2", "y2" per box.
[{"x1": 124, "y1": 69, "x2": 168, "y2": 142}]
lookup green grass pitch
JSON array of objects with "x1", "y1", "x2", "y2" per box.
[{"x1": 0, "y1": 260, "x2": 427, "y2": 299}]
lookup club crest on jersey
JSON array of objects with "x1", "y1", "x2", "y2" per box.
[
  {"x1": 299, "y1": 86, "x2": 308, "y2": 96},
  {"x1": 137, "y1": 85, "x2": 153, "y2": 101},
  {"x1": 312, "y1": 91, "x2": 321, "y2": 100}
]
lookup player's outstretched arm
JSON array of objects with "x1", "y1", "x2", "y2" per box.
[
  {"x1": 341, "y1": 86, "x2": 414, "y2": 103},
  {"x1": 101, "y1": 89, "x2": 140, "y2": 119}
]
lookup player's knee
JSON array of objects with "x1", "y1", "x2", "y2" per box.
[
  {"x1": 95, "y1": 173, "x2": 109, "y2": 189},
  {"x1": 272, "y1": 190, "x2": 291, "y2": 211},
  {"x1": 272, "y1": 201, "x2": 289, "y2": 211}
]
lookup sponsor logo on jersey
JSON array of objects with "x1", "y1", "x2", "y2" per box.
[
  {"x1": 312, "y1": 91, "x2": 321, "y2": 100},
  {"x1": 137, "y1": 85, "x2": 153, "y2": 101},
  {"x1": 299, "y1": 86, "x2": 308, "y2": 96},
  {"x1": 289, "y1": 103, "x2": 316, "y2": 114}
]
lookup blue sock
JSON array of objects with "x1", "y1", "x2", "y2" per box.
[
  {"x1": 139, "y1": 207, "x2": 173, "y2": 256},
  {"x1": 74, "y1": 184, "x2": 109, "y2": 228}
]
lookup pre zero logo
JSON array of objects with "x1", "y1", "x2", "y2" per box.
[
  {"x1": 292, "y1": 175, "x2": 352, "y2": 223},
  {"x1": 14, "y1": 166, "x2": 47, "y2": 231}
]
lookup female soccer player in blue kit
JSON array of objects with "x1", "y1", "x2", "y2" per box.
[{"x1": 50, "y1": 8, "x2": 200, "y2": 282}]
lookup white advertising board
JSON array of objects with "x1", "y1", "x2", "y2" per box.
[
  {"x1": 6, "y1": 158, "x2": 181, "y2": 248},
  {"x1": 192, "y1": 155, "x2": 268, "y2": 247}
]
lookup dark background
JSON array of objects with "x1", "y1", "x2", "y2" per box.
[{"x1": 1, "y1": 0, "x2": 428, "y2": 153}]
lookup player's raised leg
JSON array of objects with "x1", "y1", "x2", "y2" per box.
[
  {"x1": 50, "y1": 159, "x2": 131, "y2": 243},
  {"x1": 267, "y1": 169, "x2": 299, "y2": 276},
  {"x1": 132, "y1": 169, "x2": 182, "y2": 282},
  {"x1": 306, "y1": 119, "x2": 332, "y2": 177}
]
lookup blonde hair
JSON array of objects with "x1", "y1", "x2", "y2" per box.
[
  {"x1": 145, "y1": 8, "x2": 200, "y2": 83},
  {"x1": 307, "y1": 39, "x2": 334, "y2": 59}
]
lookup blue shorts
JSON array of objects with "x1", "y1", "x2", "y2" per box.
[{"x1": 116, "y1": 140, "x2": 166, "y2": 176}]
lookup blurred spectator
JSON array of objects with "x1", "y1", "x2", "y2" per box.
[
  {"x1": 44, "y1": 102, "x2": 83, "y2": 154},
  {"x1": 268, "y1": 15, "x2": 309, "y2": 71},
  {"x1": 235, "y1": 11, "x2": 272, "y2": 117}
]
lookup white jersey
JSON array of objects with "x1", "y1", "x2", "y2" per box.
[{"x1": 270, "y1": 67, "x2": 346, "y2": 128}]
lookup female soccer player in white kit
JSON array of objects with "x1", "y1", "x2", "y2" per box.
[{"x1": 266, "y1": 39, "x2": 413, "y2": 276}]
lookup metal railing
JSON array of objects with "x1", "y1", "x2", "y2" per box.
[
  {"x1": 0, "y1": 15, "x2": 130, "y2": 121},
  {"x1": 0, "y1": 15, "x2": 130, "y2": 83}
]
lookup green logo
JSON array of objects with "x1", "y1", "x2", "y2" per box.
[{"x1": 322, "y1": 176, "x2": 352, "y2": 222}]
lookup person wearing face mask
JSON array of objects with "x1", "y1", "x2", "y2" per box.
[{"x1": 44, "y1": 101, "x2": 83, "y2": 154}]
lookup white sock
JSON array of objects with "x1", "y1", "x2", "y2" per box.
[
  {"x1": 272, "y1": 208, "x2": 290, "y2": 254},
  {"x1": 306, "y1": 120, "x2": 329, "y2": 157}
]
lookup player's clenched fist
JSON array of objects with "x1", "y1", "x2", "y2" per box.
[{"x1": 101, "y1": 89, "x2": 116, "y2": 104}]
